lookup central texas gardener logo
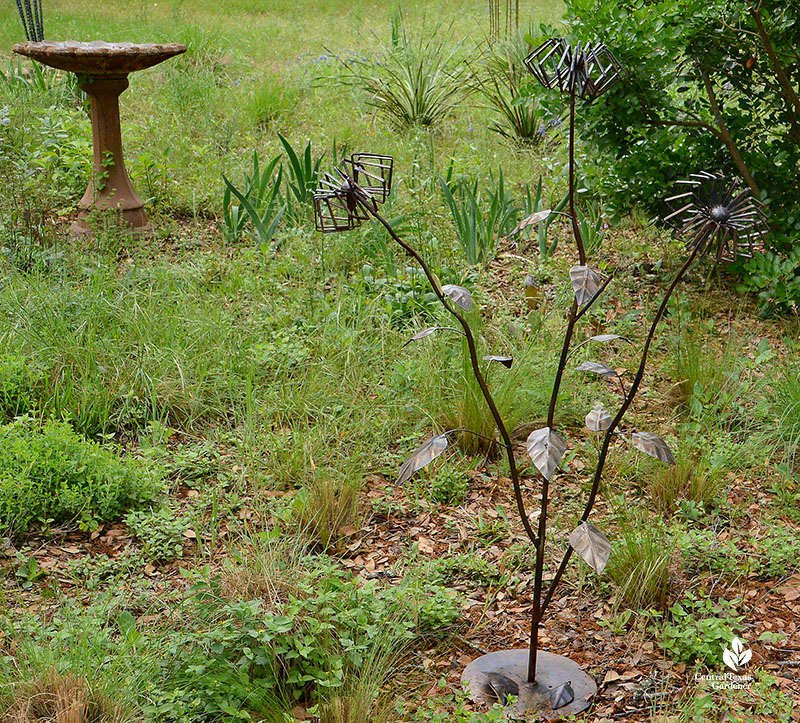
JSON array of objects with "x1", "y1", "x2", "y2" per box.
[{"x1": 722, "y1": 637, "x2": 752, "y2": 672}]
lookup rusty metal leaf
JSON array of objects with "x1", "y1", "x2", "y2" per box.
[
  {"x1": 550, "y1": 681, "x2": 575, "y2": 710},
  {"x1": 569, "y1": 521, "x2": 611, "y2": 574},
  {"x1": 524, "y1": 274, "x2": 542, "y2": 309},
  {"x1": 396, "y1": 434, "x2": 449, "y2": 485},
  {"x1": 403, "y1": 327, "x2": 439, "y2": 347},
  {"x1": 569, "y1": 265, "x2": 601, "y2": 306},
  {"x1": 442, "y1": 284, "x2": 472, "y2": 311},
  {"x1": 585, "y1": 406, "x2": 612, "y2": 432},
  {"x1": 630, "y1": 432, "x2": 676, "y2": 465},
  {"x1": 509, "y1": 209, "x2": 551, "y2": 237},
  {"x1": 589, "y1": 334, "x2": 629, "y2": 344},
  {"x1": 525, "y1": 427, "x2": 566, "y2": 480},
  {"x1": 577, "y1": 361, "x2": 619, "y2": 378},
  {"x1": 483, "y1": 355, "x2": 513, "y2": 368}
]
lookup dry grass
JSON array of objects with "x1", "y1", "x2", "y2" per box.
[
  {"x1": 646, "y1": 449, "x2": 726, "y2": 513},
  {"x1": 220, "y1": 530, "x2": 310, "y2": 609},
  {"x1": 296, "y1": 472, "x2": 360, "y2": 552},
  {"x1": 7, "y1": 670, "x2": 132, "y2": 723}
]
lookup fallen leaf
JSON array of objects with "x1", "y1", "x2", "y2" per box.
[{"x1": 417, "y1": 537, "x2": 434, "y2": 555}]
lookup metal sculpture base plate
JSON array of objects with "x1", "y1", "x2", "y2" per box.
[{"x1": 461, "y1": 649, "x2": 596, "y2": 719}]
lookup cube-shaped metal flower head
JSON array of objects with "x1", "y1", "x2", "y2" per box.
[
  {"x1": 524, "y1": 38, "x2": 622, "y2": 102},
  {"x1": 313, "y1": 154, "x2": 394, "y2": 234},
  {"x1": 344, "y1": 153, "x2": 393, "y2": 204},
  {"x1": 663, "y1": 172, "x2": 769, "y2": 263}
]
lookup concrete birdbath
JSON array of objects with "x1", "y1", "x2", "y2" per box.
[{"x1": 13, "y1": 40, "x2": 186, "y2": 234}]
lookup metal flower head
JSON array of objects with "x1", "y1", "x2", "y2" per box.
[
  {"x1": 313, "y1": 153, "x2": 393, "y2": 233},
  {"x1": 663, "y1": 172, "x2": 769, "y2": 263},
  {"x1": 524, "y1": 38, "x2": 622, "y2": 101}
]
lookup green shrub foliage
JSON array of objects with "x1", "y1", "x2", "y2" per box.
[
  {"x1": 0, "y1": 418, "x2": 161, "y2": 536},
  {"x1": 559, "y1": 0, "x2": 799, "y2": 235}
]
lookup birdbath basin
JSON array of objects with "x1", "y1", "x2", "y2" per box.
[{"x1": 13, "y1": 41, "x2": 186, "y2": 234}]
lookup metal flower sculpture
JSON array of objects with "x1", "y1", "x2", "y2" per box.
[
  {"x1": 664, "y1": 171, "x2": 769, "y2": 263},
  {"x1": 524, "y1": 38, "x2": 622, "y2": 101},
  {"x1": 14, "y1": 0, "x2": 44, "y2": 42},
  {"x1": 312, "y1": 161, "x2": 767, "y2": 718}
]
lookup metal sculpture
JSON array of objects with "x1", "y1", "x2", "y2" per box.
[
  {"x1": 664, "y1": 171, "x2": 769, "y2": 263},
  {"x1": 312, "y1": 53, "x2": 767, "y2": 718},
  {"x1": 14, "y1": 0, "x2": 44, "y2": 42}
]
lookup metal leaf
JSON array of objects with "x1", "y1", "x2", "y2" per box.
[
  {"x1": 524, "y1": 274, "x2": 542, "y2": 309},
  {"x1": 585, "y1": 406, "x2": 612, "y2": 432},
  {"x1": 569, "y1": 521, "x2": 611, "y2": 574},
  {"x1": 629, "y1": 432, "x2": 676, "y2": 465},
  {"x1": 589, "y1": 334, "x2": 629, "y2": 344},
  {"x1": 403, "y1": 327, "x2": 439, "y2": 347},
  {"x1": 550, "y1": 681, "x2": 575, "y2": 710},
  {"x1": 569, "y1": 265, "x2": 601, "y2": 306},
  {"x1": 483, "y1": 355, "x2": 513, "y2": 368},
  {"x1": 576, "y1": 361, "x2": 619, "y2": 378},
  {"x1": 396, "y1": 434, "x2": 448, "y2": 485},
  {"x1": 525, "y1": 427, "x2": 566, "y2": 480},
  {"x1": 509, "y1": 209, "x2": 551, "y2": 237},
  {"x1": 442, "y1": 284, "x2": 472, "y2": 311}
]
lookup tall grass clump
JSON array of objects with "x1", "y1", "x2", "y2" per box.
[
  {"x1": 645, "y1": 446, "x2": 726, "y2": 513},
  {"x1": 296, "y1": 469, "x2": 360, "y2": 551},
  {"x1": 246, "y1": 75, "x2": 301, "y2": 128},
  {"x1": 0, "y1": 263, "x2": 257, "y2": 436},
  {"x1": 333, "y1": 18, "x2": 470, "y2": 129},
  {"x1": 6, "y1": 670, "x2": 131, "y2": 723},
  {"x1": 605, "y1": 511, "x2": 671, "y2": 611},
  {"x1": 763, "y1": 356, "x2": 800, "y2": 463}
]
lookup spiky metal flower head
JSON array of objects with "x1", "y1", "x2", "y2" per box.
[
  {"x1": 663, "y1": 172, "x2": 769, "y2": 263},
  {"x1": 524, "y1": 38, "x2": 622, "y2": 102},
  {"x1": 313, "y1": 153, "x2": 393, "y2": 233}
]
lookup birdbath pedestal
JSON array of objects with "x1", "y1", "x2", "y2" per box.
[{"x1": 13, "y1": 41, "x2": 186, "y2": 234}]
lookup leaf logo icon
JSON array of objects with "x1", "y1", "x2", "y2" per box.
[{"x1": 722, "y1": 637, "x2": 752, "y2": 672}]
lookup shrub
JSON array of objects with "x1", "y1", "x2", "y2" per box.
[
  {"x1": 561, "y1": 0, "x2": 800, "y2": 243},
  {"x1": 151, "y1": 560, "x2": 459, "y2": 721},
  {"x1": 126, "y1": 505, "x2": 190, "y2": 563},
  {"x1": 423, "y1": 467, "x2": 469, "y2": 506},
  {"x1": 752, "y1": 526, "x2": 799, "y2": 580},
  {"x1": 739, "y1": 246, "x2": 800, "y2": 314},
  {"x1": 654, "y1": 594, "x2": 743, "y2": 666},
  {"x1": 0, "y1": 418, "x2": 161, "y2": 537},
  {"x1": 429, "y1": 552, "x2": 502, "y2": 586}
]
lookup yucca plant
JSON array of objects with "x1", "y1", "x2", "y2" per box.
[
  {"x1": 333, "y1": 21, "x2": 470, "y2": 129},
  {"x1": 221, "y1": 150, "x2": 285, "y2": 249},
  {"x1": 438, "y1": 169, "x2": 518, "y2": 265},
  {"x1": 472, "y1": 33, "x2": 562, "y2": 145}
]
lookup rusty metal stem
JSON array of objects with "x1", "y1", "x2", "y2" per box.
[
  {"x1": 538, "y1": 245, "x2": 700, "y2": 619},
  {"x1": 527, "y1": 89, "x2": 585, "y2": 684},
  {"x1": 363, "y1": 201, "x2": 540, "y2": 548}
]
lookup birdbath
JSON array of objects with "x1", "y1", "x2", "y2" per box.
[{"x1": 13, "y1": 40, "x2": 186, "y2": 234}]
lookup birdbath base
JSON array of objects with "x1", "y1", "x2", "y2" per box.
[
  {"x1": 13, "y1": 41, "x2": 185, "y2": 236},
  {"x1": 461, "y1": 649, "x2": 596, "y2": 720}
]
